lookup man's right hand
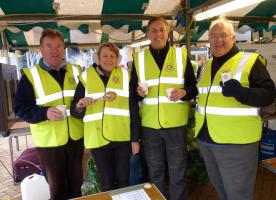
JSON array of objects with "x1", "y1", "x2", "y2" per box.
[
  {"x1": 137, "y1": 85, "x2": 147, "y2": 97},
  {"x1": 47, "y1": 107, "x2": 64, "y2": 121}
]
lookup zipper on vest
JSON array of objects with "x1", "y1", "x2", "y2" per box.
[
  {"x1": 61, "y1": 74, "x2": 71, "y2": 139},
  {"x1": 52, "y1": 71, "x2": 71, "y2": 138},
  {"x1": 101, "y1": 83, "x2": 111, "y2": 143},
  {"x1": 203, "y1": 79, "x2": 214, "y2": 122},
  {"x1": 157, "y1": 71, "x2": 164, "y2": 128}
]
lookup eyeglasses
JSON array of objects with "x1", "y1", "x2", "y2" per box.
[{"x1": 209, "y1": 33, "x2": 233, "y2": 41}]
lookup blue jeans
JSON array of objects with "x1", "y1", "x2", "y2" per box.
[{"x1": 142, "y1": 126, "x2": 188, "y2": 200}]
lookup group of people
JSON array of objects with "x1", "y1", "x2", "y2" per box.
[{"x1": 14, "y1": 15, "x2": 275, "y2": 200}]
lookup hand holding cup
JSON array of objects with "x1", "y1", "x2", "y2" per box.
[{"x1": 137, "y1": 82, "x2": 148, "y2": 97}]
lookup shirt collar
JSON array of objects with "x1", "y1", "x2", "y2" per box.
[
  {"x1": 39, "y1": 58, "x2": 67, "y2": 71},
  {"x1": 95, "y1": 65, "x2": 112, "y2": 77}
]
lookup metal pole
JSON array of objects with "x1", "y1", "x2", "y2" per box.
[
  {"x1": 65, "y1": 47, "x2": 69, "y2": 62},
  {"x1": 184, "y1": 0, "x2": 191, "y2": 57},
  {"x1": 1, "y1": 31, "x2": 10, "y2": 64}
]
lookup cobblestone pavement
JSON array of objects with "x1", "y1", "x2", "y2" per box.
[{"x1": 0, "y1": 134, "x2": 34, "y2": 200}]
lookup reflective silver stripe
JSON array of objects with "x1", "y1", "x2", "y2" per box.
[
  {"x1": 175, "y1": 47, "x2": 183, "y2": 79},
  {"x1": 159, "y1": 96, "x2": 182, "y2": 103},
  {"x1": 36, "y1": 90, "x2": 75, "y2": 105},
  {"x1": 143, "y1": 97, "x2": 182, "y2": 104},
  {"x1": 63, "y1": 90, "x2": 75, "y2": 97},
  {"x1": 30, "y1": 67, "x2": 76, "y2": 105},
  {"x1": 82, "y1": 71, "x2": 89, "y2": 97},
  {"x1": 138, "y1": 48, "x2": 184, "y2": 85},
  {"x1": 198, "y1": 86, "x2": 222, "y2": 94},
  {"x1": 86, "y1": 67, "x2": 129, "y2": 98},
  {"x1": 72, "y1": 65, "x2": 80, "y2": 85},
  {"x1": 146, "y1": 79, "x2": 159, "y2": 86},
  {"x1": 86, "y1": 92, "x2": 105, "y2": 99},
  {"x1": 82, "y1": 71, "x2": 87, "y2": 83},
  {"x1": 66, "y1": 109, "x2": 70, "y2": 116},
  {"x1": 122, "y1": 67, "x2": 129, "y2": 92},
  {"x1": 83, "y1": 113, "x2": 103, "y2": 122},
  {"x1": 106, "y1": 88, "x2": 129, "y2": 97},
  {"x1": 198, "y1": 53, "x2": 253, "y2": 95},
  {"x1": 143, "y1": 98, "x2": 158, "y2": 104},
  {"x1": 198, "y1": 87, "x2": 209, "y2": 94},
  {"x1": 233, "y1": 53, "x2": 251, "y2": 81},
  {"x1": 30, "y1": 67, "x2": 45, "y2": 98},
  {"x1": 104, "y1": 108, "x2": 130, "y2": 116},
  {"x1": 36, "y1": 92, "x2": 63, "y2": 105},
  {"x1": 138, "y1": 51, "x2": 146, "y2": 82},
  {"x1": 197, "y1": 106, "x2": 259, "y2": 116},
  {"x1": 105, "y1": 67, "x2": 129, "y2": 97},
  {"x1": 83, "y1": 108, "x2": 129, "y2": 122},
  {"x1": 160, "y1": 77, "x2": 184, "y2": 85}
]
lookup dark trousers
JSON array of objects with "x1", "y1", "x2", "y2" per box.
[
  {"x1": 142, "y1": 126, "x2": 188, "y2": 200},
  {"x1": 198, "y1": 140, "x2": 259, "y2": 200},
  {"x1": 37, "y1": 138, "x2": 84, "y2": 200},
  {"x1": 91, "y1": 142, "x2": 131, "y2": 192}
]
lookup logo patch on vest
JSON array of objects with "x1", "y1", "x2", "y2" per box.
[
  {"x1": 112, "y1": 76, "x2": 120, "y2": 84},
  {"x1": 68, "y1": 76, "x2": 76, "y2": 84},
  {"x1": 166, "y1": 64, "x2": 174, "y2": 72}
]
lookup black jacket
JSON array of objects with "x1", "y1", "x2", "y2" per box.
[
  {"x1": 70, "y1": 65, "x2": 141, "y2": 142},
  {"x1": 197, "y1": 44, "x2": 276, "y2": 143},
  {"x1": 130, "y1": 43, "x2": 198, "y2": 128}
]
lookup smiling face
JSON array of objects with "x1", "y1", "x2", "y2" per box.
[
  {"x1": 40, "y1": 36, "x2": 65, "y2": 68},
  {"x1": 209, "y1": 23, "x2": 235, "y2": 57},
  {"x1": 98, "y1": 46, "x2": 118, "y2": 72},
  {"x1": 147, "y1": 20, "x2": 169, "y2": 50}
]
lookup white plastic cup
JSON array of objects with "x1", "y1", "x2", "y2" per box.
[
  {"x1": 220, "y1": 72, "x2": 232, "y2": 84},
  {"x1": 166, "y1": 88, "x2": 174, "y2": 98},
  {"x1": 139, "y1": 82, "x2": 148, "y2": 95},
  {"x1": 56, "y1": 105, "x2": 66, "y2": 117}
]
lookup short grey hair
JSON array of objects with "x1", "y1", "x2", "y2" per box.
[{"x1": 209, "y1": 16, "x2": 235, "y2": 36}]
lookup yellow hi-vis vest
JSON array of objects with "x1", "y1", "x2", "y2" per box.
[
  {"x1": 23, "y1": 64, "x2": 84, "y2": 147},
  {"x1": 81, "y1": 66, "x2": 130, "y2": 149},
  {"x1": 133, "y1": 47, "x2": 189, "y2": 129},
  {"x1": 195, "y1": 52, "x2": 262, "y2": 144}
]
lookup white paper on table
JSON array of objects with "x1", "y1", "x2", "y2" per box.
[{"x1": 112, "y1": 189, "x2": 151, "y2": 200}]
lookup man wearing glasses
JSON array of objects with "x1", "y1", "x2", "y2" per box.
[{"x1": 195, "y1": 16, "x2": 275, "y2": 200}]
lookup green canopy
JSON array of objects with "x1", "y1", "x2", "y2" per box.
[{"x1": 0, "y1": 0, "x2": 275, "y2": 49}]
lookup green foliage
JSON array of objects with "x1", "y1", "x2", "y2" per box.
[{"x1": 81, "y1": 157, "x2": 101, "y2": 196}]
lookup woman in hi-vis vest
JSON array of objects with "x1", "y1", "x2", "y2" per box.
[{"x1": 70, "y1": 43, "x2": 140, "y2": 191}]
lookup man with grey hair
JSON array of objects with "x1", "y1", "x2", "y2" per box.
[{"x1": 194, "y1": 16, "x2": 275, "y2": 200}]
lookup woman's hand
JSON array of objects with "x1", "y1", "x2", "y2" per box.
[
  {"x1": 131, "y1": 142, "x2": 140, "y2": 155},
  {"x1": 76, "y1": 97, "x2": 96, "y2": 108},
  {"x1": 104, "y1": 91, "x2": 117, "y2": 102}
]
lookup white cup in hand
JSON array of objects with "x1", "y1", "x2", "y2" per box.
[
  {"x1": 220, "y1": 72, "x2": 232, "y2": 85},
  {"x1": 56, "y1": 105, "x2": 66, "y2": 117},
  {"x1": 139, "y1": 82, "x2": 148, "y2": 95},
  {"x1": 166, "y1": 88, "x2": 174, "y2": 99}
]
